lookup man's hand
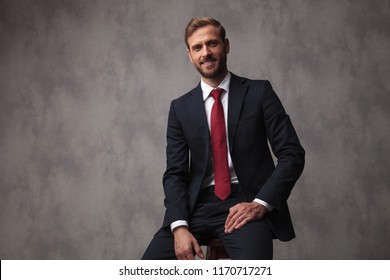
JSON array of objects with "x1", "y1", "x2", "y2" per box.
[
  {"x1": 173, "y1": 226, "x2": 204, "y2": 260},
  {"x1": 224, "y1": 202, "x2": 268, "y2": 234}
]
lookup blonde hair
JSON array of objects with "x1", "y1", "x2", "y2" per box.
[{"x1": 184, "y1": 17, "x2": 226, "y2": 48}]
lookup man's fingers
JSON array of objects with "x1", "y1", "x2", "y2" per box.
[
  {"x1": 225, "y1": 202, "x2": 266, "y2": 233},
  {"x1": 192, "y1": 239, "x2": 204, "y2": 259},
  {"x1": 175, "y1": 247, "x2": 192, "y2": 260},
  {"x1": 173, "y1": 227, "x2": 198, "y2": 260},
  {"x1": 225, "y1": 205, "x2": 240, "y2": 225},
  {"x1": 234, "y1": 217, "x2": 251, "y2": 230},
  {"x1": 177, "y1": 238, "x2": 202, "y2": 260},
  {"x1": 225, "y1": 214, "x2": 245, "y2": 233},
  {"x1": 225, "y1": 206, "x2": 238, "y2": 227},
  {"x1": 225, "y1": 203, "x2": 247, "y2": 232},
  {"x1": 177, "y1": 246, "x2": 196, "y2": 260}
]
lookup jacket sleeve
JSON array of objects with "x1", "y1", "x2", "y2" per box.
[
  {"x1": 256, "y1": 81, "x2": 305, "y2": 210},
  {"x1": 162, "y1": 101, "x2": 191, "y2": 227}
]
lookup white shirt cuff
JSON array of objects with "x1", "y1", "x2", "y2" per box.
[
  {"x1": 253, "y1": 198, "x2": 274, "y2": 212},
  {"x1": 170, "y1": 220, "x2": 189, "y2": 232}
]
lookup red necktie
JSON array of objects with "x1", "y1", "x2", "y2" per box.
[{"x1": 210, "y1": 88, "x2": 231, "y2": 200}]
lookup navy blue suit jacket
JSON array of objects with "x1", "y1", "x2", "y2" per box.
[{"x1": 162, "y1": 73, "x2": 305, "y2": 241}]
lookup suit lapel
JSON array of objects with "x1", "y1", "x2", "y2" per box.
[
  {"x1": 228, "y1": 74, "x2": 248, "y2": 152},
  {"x1": 188, "y1": 84, "x2": 210, "y2": 139}
]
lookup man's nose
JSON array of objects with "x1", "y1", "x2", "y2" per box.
[{"x1": 201, "y1": 45, "x2": 211, "y2": 56}]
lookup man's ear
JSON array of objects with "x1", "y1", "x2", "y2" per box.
[{"x1": 224, "y1": 38, "x2": 230, "y2": 54}]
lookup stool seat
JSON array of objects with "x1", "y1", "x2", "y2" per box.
[{"x1": 205, "y1": 239, "x2": 230, "y2": 260}]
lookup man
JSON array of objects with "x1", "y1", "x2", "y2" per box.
[{"x1": 142, "y1": 17, "x2": 305, "y2": 260}]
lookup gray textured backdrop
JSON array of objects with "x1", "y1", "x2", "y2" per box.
[{"x1": 1, "y1": 0, "x2": 389, "y2": 259}]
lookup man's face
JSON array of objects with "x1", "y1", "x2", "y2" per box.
[{"x1": 187, "y1": 25, "x2": 230, "y2": 82}]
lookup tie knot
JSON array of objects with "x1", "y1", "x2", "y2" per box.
[{"x1": 210, "y1": 88, "x2": 224, "y2": 100}]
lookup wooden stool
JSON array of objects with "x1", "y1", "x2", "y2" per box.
[{"x1": 205, "y1": 239, "x2": 230, "y2": 260}]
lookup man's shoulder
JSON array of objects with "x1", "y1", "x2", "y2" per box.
[
  {"x1": 171, "y1": 84, "x2": 201, "y2": 104},
  {"x1": 231, "y1": 73, "x2": 270, "y2": 88}
]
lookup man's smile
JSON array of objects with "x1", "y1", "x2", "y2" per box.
[{"x1": 200, "y1": 58, "x2": 217, "y2": 67}]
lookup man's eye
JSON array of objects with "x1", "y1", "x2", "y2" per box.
[
  {"x1": 193, "y1": 46, "x2": 201, "y2": 51},
  {"x1": 210, "y1": 41, "x2": 217, "y2": 47}
]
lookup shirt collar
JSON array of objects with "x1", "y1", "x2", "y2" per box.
[{"x1": 201, "y1": 72, "x2": 231, "y2": 101}]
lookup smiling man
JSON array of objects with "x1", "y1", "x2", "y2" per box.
[
  {"x1": 142, "y1": 17, "x2": 305, "y2": 260},
  {"x1": 186, "y1": 23, "x2": 229, "y2": 84}
]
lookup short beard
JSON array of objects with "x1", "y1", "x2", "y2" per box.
[{"x1": 195, "y1": 54, "x2": 227, "y2": 80}]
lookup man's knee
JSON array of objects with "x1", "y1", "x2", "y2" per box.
[{"x1": 221, "y1": 220, "x2": 273, "y2": 260}]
